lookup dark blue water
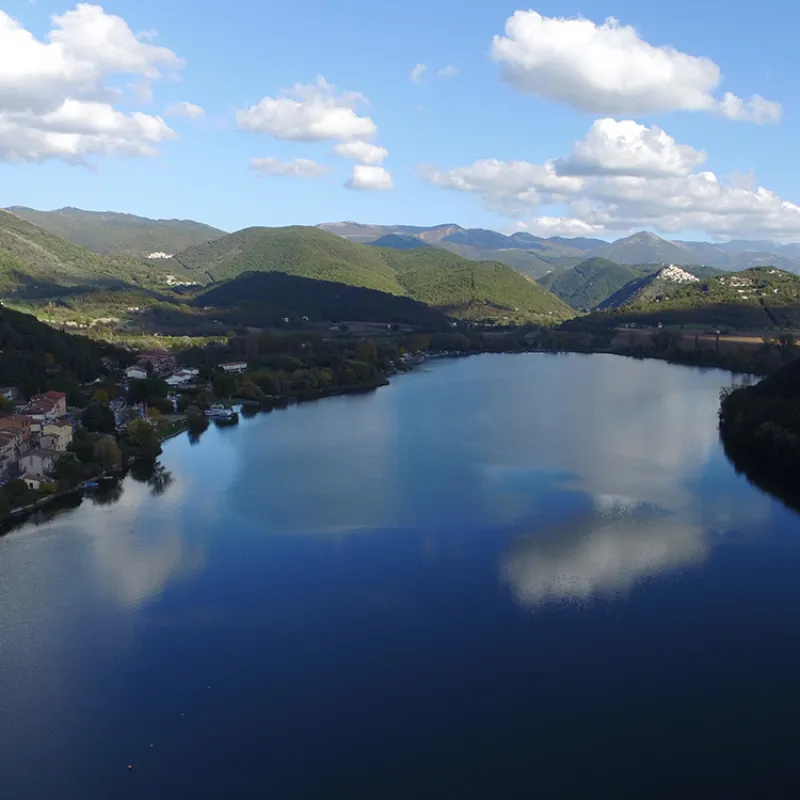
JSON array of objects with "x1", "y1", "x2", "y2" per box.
[{"x1": 1, "y1": 353, "x2": 799, "y2": 798}]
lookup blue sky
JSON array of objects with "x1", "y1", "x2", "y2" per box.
[{"x1": 0, "y1": 0, "x2": 797, "y2": 240}]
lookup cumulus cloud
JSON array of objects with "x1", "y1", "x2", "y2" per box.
[
  {"x1": 0, "y1": 4, "x2": 180, "y2": 164},
  {"x1": 510, "y1": 217, "x2": 606, "y2": 238},
  {"x1": 410, "y1": 63, "x2": 427, "y2": 83},
  {"x1": 421, "y1": 118, "x2": 800, "y2": 239},
  {"x1": 332, "y1": 139, "x2": 388, "y2": 164},
  {"x1": 250, "y1": 157, "x2": 330, "y2": 178},
  {"x1": 491, "y1": 10, "x2": 781, "y2": 123},
  {"x1": 237, "y1": 76, "x2": 376, "y2": 141},
  {"x1": 166, "y1": 101, "x2": 205, "y2": 120},
  {"x1": 438, "y1": 65, "x2": 458, "y2": 78},
  {"x1": 346, "y1": 164, "x2": 393, "y2": 191},
  {"x1": 556, "y1": 118, "x2": 706, "y2": 178}
]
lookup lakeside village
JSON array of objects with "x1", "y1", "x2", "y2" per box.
[{"x1": 0, "y1": 331, "x2": 450, "y2": 523}]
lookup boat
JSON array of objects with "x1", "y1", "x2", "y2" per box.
[{"x1": 204, "y1": 403, "x2": 239, "y2": 422}]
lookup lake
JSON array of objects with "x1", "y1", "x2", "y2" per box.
[{"x1": 1, "y1": 353, "x2": 799, "y2": 798}]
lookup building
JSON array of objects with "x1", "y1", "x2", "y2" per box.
[
  {"x1": 165, "y1": 368, "x2": 200, "y2": 387},
  {"x1": 125, "y1": 365, "x2": 148, "y2": 381},
  {"x1": 0, "y1": 414, "x2": 33, "y2": 445},
  {"x1": 19, "y1": 448, "x2": 59, "y2": 476},
  {"x1": 0, "y1": 386, "x2": 24, "y2": 405},
  {"x1": 42, "y1": 420, "x2": 73, "y2": 451},
  {"x1": 31, "y1": 391, "x2": 67, "y2": 417},
  {"x1": 220, "y1": 362, "x2": 247, "y2": 374},
  {"x1": 22, "y1": 473, "x2": 51, "y2": 491},
  {"x1": 23, "y1": 399, "x2": 61, "y2": 424}
]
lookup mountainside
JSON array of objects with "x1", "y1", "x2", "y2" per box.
[
  {"x1": 0, "y1": 210, "x2": 192, "y2": 298},
  {"x1": 174, "y1": 225, "x2": 572, "y2": 324},
  {"x1": 368, "y1": 234, "x2": 431, "y2": 250},
  {"x1": 7, "y1": 207, "x2": 225, "y2": 257},
  {"x1": 592, "y1": 232, "x2": 694, "y2": 266},
  {"x1": 598, "y1": 267, "x2": 800, "y2": 329},
  {"x1": 196, "y1": 272, "x2": 450, "y2": 327},
  {"x1": 538, "y1": 258, "x2": 653, "y2": 310}
]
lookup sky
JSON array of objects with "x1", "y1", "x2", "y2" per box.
[{"x1": 0, "y1": 0, "x2": 798, "y2": 241}]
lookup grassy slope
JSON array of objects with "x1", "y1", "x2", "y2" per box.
[{"x1": 7, "y1": 207, "x2": 225, "y2": 256}]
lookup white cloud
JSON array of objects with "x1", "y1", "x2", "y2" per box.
[
  {"x1": 410, "y1": 63, "x2": 427, "y2": 84},
  {"x1": 250, "y1": 157, "x2": 330, "y2": 178},
  {"x1": 491, "y1": 10, "x2": 781, "y2": 123},
  {"x1": 421, "y1": 118, "x2": 800, "y2": 239},
  {"x1": 438, "y1": 65, "x2": 458, "y2": 78},
  {"x1": 0, "y1": 4, "x2": 181, "y2": 164},
  {"x1": 556, "y1": 118, "x2": 706, "y2": 178},
  {"x1": 237, "y1": 76, "x2": 376, "y2": 141},
  {"x1": 166, "y1": 101, "x2": 205, "y2": 120},
  {"x1": 332, "y1": 139, "x2": 388, "y2": 164},
  {"x1": 346, "y1": 164, "x2": 393, "y2": 191}
]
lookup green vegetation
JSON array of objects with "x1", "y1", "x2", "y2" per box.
[
  {"x1": 7, "y1": 207, "x2": 225, "y2": 257},
  {"x1": 593, "y1": 267, "x2": 800, "y2": 329},
  {"x1": 0, "y1": 210, "x2": 197, "y2": 299},
  {"x1": 0, "y1": 303, "x2": 122, "y2": 400},
  {"x1": 538, "y1": 258, "x2": 653, "y2": 310},
  {"x1": 196, "y1": 271, "x2": 450, "y2": 327},
  {"x1": 720, "y1": 341, "x2": 800, "y2": 495}
]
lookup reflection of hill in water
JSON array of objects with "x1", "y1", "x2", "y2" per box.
[{"x1": 721, "y1": 434, "x2": 800, "y2": 515}]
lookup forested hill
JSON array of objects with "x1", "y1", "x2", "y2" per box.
[
  {"x1": 0, "y1": 210, "x2": 195, "y2": 297},
  {"x1": 196, "y1": 272, "x2": 450, "y2": 327},
  {"x1": 6, "y1": 207, "x2": 225, "y2": 257},
  {"x1": 593, "y1": 267, "x2": 800, "y2": 329},
  {"x1": 174, "y1": 226, "x2": 574, "y2": 324},
  {"x1": 0, "y1": 304, "x2": 119, "y2": 401}
]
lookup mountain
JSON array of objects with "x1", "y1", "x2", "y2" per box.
[
  {"x1": 0, "y1": 209, "x2": 194, "y2": 298},
  {"x1": 195, "y1": 271, "x2": 450, "y2": 327},
  {"x1": 538, "y1": 258, "x2": 653, "y2": 310},
  {"x1": 322, "y1": 222, "x2": 800, "y2": 273},
  {"x1": 174, "y1": 225, "x2": 573, "y2": 324},
  {"x1": 6, "y1": 207, "x2": 225, "y2": 257},
  {"x1": 597, "y1": 266, "x2": 800, "y2": 329},
  {"x1": 592, "y1": 232, "x2": 694, "y2": 266},
  {"x1": 368, "y1": 234, "x2": 431, "y2": 250}
]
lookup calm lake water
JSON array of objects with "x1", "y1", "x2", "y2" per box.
[{"x1": 2, "y1": 353, "x2": 800, "y2": 798}]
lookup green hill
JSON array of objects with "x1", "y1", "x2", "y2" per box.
[
  {"x1": 596, "y1": 266, "x2": 800, "y2": 329},
  {"x1": 0, "y1": 210, "x2": 199, "y2": 299},
  {"x1": 538, "y1": 258, "x2": 653, "y2": 310},
  {"x1": 196, "y1": 271, "x2": 450, "y2": 327},
  {"x1": 175, "y1": 226, "x2": 573, "y2": 324},
  {"x1": 6, "y1": 207, "x2": 225, "y2": 257}
]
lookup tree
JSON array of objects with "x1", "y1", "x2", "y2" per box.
[
  {"x1": 81, "y1": 402, "x2": 116, "y2": 434},
  {"x1": 94, "y1": 436, "x2": 122, "y2": 472},
  {"x1": 125, "y1": 419, "x2": 162, "y2": 460},
  {"x1": 212, "y1": 371, "x2": 238, "y2": 397},
  {"x1": 128, "y1": 377, "x2": 168, "y2": 404},
  {"x1": 93, "y1": 389, "x2": 110, "y2": 403}
]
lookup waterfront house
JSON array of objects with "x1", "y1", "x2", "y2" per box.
[
  {"x1": 22, "y1": 473, "x2": 52, "y2": 491},
  {"x1": 19, "y1": 448, "x2": 58, "y2": 476},
  {"x1": 42, "y1": 420, "x2": 73, "y2": 451},
  {"x1": 220, "y1": 361, "x2": 247, "y2": 374},
  {"x1": 31, "y1": 391, "x2": 67, "y2": 417}
]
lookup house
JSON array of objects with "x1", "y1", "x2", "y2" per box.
[
  {"x1": 125, "y1": 365, "x2": 148, "y2": 381},
  {"x1": 0, "y1": 430, "x2": 22, "y2": 475},
  {"x1": 220, "y1": 361, "x2": 247, "y2": 374},
  {"x1": 19, "y1": 448, "x2": 59, "y2": 476},
  {"x1": 0, "y1": 414, "x2": 33, "y2": 445},
  {"x1": 22, "y1": 473, "x2": 52, "y2": 491},
  {"x1": 23, "y1": 399, "x2": 61, "y2": 424},
  {"x1": 165, "y1": 368, "x2": 200, "y2": 387},
  {"x1": 31, "y1": 391, "x2": 67, "y2": 417},
  {"x1": 42, "y1": 420, "x2": 73, "y2": 451}
]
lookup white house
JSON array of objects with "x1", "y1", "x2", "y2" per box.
[
  {"x1": 22, "y1": 473, "x2": 51, "y2": 491},
  {"x1": 19, "y1": 448, "x2": 58, "y2": 476},
  {"x1": 165, "y1": 368, "x2": 200, "y2": 387},
  {"x1": 220, "y1": 362, "x2": 247, "y2": 374},
  {"x1": 126, "y1": 366, "x2": 148, "y2": 381}
]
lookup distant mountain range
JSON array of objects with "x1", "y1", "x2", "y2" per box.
[{"x1": 319, "y1": 222, "x2": 800, "y2": 275}]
